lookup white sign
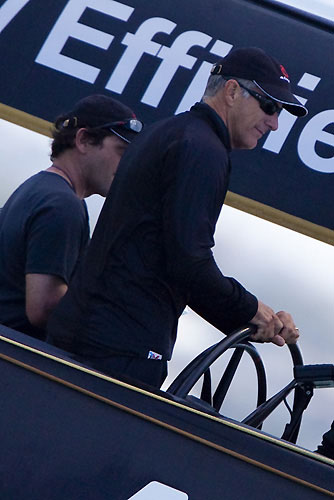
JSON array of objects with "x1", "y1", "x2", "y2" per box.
[{"x1": 129, "y1": 481, "x2": 188, "y2": 499}]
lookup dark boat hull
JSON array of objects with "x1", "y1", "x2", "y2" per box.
[{"x1": 0, "y1": 325, "x2": 333, "y2": 499}]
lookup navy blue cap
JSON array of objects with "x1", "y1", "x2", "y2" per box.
[{"x1": 211, "y1": 47, "x2": 307, "y2": 117}]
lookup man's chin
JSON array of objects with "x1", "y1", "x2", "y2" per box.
[{"x1": 239, "y1": 142, "x2": 257, "y2": 150}]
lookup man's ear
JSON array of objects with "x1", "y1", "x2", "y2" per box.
[
  {"x1": 75, "y1": 128, "x2": 90, "y2": 153},
  {"x1": 224, "y1": 79, "x2": 240, "y2": 107}
]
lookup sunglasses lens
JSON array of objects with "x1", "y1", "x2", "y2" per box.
[
  {"x1": 129, "y1": 119, "x2": 143, "y2": 132},
  {"x1": 97, "y1": 119, "x2": 143, "y2": 134},
  {"x1": 263, "y1": 98, "x2": 282, "y2": 115},
  {"x1": 237, "y1": 81, "x2": 280, "y2": 116}
]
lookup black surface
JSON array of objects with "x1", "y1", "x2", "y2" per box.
[{"x1": 0, "y1": 324, "x2": 333, "y2": 499}]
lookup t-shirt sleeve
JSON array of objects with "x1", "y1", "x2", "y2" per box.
[
  {"x1": 161, "y1": 136, "x2": 258, "y2": 333},
  {"x1": 25, "y1": 192, "x2": 89, "y2": 284}
]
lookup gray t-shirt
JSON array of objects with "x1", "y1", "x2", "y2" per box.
[{"x1": 0, "y1": 171, "x2": 89, "y2": 339}]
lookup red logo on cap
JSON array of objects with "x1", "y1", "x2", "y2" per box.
[{"x1": 280, "y1": 65, "x2": 289, "y2": 79}]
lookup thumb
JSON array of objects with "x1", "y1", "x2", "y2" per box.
[{"x1": 271, "y1": 334, "x2": 285, "y2": 347}]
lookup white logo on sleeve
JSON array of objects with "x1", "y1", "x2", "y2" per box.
[{"x1": 147, "y1": 350, "x2": 162, "y2": 360}]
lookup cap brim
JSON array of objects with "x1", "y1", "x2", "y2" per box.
[
  {"x1": 254, "y1": 82, "x2": 308, "y2": 117},
  {"x1": 110, "y1": 127, "x2": 139, "y2": 144}
]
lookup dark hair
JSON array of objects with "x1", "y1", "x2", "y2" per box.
[
  {"x1": 50, "y1": 94, "x2": 136, "y2": 159},
  {"x1": 51, "y1": 118, "x2": 111, "y2": 159}
]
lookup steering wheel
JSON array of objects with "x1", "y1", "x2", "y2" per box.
[{"x1": 167, "y1": 325, "x2": 306, "y2": 443}]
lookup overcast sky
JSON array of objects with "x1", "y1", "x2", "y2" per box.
[
  {"x1": 274, "y1": 0, "x2": 334, "y2": 19},
  {"x1": 0, "y1": 0, "x2": 333, "y2": 455}
]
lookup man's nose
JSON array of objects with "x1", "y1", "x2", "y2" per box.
[{"x1": 267, "y1": 112, "x2": 279, "y2": 131}]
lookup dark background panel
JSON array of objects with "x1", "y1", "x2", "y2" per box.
[{"x1": 0, "y1": 0, "x2": 333, "y2": 232}]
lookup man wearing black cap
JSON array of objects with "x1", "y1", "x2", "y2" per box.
[
  {"x1": 47, "y1": 47, "x2": 306, "y2": 388},
  {"x1": 0, "y1": 94, "x2": 142, "y2": 340}
]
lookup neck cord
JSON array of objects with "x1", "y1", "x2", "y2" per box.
[{"x1": 51, "y1": 165, "x2": 76, "y2": 192}]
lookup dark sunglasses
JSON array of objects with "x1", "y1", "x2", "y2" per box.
[
  {"x1": 96, "y1": 118, "x2": 144, "y2": 143},
  {"x1": 236, "y1": 81, "x2": 282, "y2": 116}
]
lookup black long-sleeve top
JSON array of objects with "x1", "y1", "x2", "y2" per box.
[{"x1": 47, "y1": 103, "x2": 258, "y2": 360}]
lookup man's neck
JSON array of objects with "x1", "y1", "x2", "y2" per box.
[
  {"x1": 203, "y1": 96, "x2": 228, "y2": 127},
  {"x1": 47, "y1": 157, "x2": 86, "y2": 199}
]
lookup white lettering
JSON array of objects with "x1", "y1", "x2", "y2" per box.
[
  {"x1": 262, "y1": 108, "x2": 299, "y2": 154},
  {"x1": 263, "y1": 71, "x2": 322, "y2": 154},
  {"x1": 105, "y1": 17, "x2": 176, "y2": 94},
  {"x1": 129, "y1": 481, "x2": 188, "y2": 499},
  {"x1": 298, "y1": 110, "x2": 334, "y2": 173},
  {"x1": 263, "y1": 73, "x2": 321, "y2": 154},
  {"x1": 175, "y1": 40, "x2": 233, "y2": 114},
  {"x1": 35, "y1": 0, "x2": 133, "y2": 83},
  {"x1": 141, "y1": 30, "x2": 212, "y2": 107},
  {"x1": 0, "y1": 0, "x2": 31, "y2": 34},
  {"x1": 263, "y1": 95, "x2": 309, "y2": 154},
  {"x1": 298, "y1": 72, "x2": 321, "y2": 91}
]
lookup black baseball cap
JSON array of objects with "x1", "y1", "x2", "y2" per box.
[
  {"x1": 56, "y1": 94, "x2": 142, "y2": 143},
  {"x1": 211, "y1": 47, "x2": 307, "y2": 117}
]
